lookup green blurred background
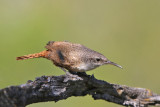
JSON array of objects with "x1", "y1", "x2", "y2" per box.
[{"x1": 0, "y1": 0, "x2": 160, "y2": 107}]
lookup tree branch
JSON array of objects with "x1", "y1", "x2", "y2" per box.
[{"x1": 0, "y1": 72, "x2": 160, "y2": 107}]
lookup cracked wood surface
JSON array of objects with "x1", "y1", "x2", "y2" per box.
[{"x1": 0, "y1": 72, "x2": 160, "y2": 107}]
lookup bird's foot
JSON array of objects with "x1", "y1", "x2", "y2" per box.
[
  {"x1": 59, "y1": 67, "x2": 84, "y2": 82},
  {"x1": 63, "y1": 71, "x2": 83, "y2": 82}
]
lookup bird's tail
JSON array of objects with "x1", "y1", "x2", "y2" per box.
[{"x1": 16, "y1": 50, "x2": 49, "y2": 60}]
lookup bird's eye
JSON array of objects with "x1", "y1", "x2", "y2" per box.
[{"x1": 96, "y1": 58, "x2": 101, "y2": 61}]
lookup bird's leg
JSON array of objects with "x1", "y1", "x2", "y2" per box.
[
  {"x1": 59, "y1": 67, "x2": 68, "y2": 73},
  {"x1": 59, "y1": 67, "x2": 83, "y2": 81},
  {"x1": 59, "y1": 67, "x2": 75, "y2": 76},
  {"x1": 69, "y1": 71, "x2": 87, "y2": 76},
  {"x1": 59, "y1": 67, "x2": 72, "y2": 75}
]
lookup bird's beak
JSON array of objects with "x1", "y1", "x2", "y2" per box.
[{"x1": 105, "y1": 60, "x2": 123, "y2": 69}]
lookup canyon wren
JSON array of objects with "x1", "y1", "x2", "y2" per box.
[{"x1": 16, "y1": 41, "x2": 122, "y2": 72}]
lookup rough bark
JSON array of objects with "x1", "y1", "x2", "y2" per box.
[{"x1": 0, "y1": 72, "x2": 160, "y2": 107}]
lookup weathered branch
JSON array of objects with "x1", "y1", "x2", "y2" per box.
[{"x1": 0, "y1": 72, "x2": 160, "y2": 107}]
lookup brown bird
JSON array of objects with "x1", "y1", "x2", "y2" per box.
[{"x1": 16, "y1": 41, "x2": 122, "y2": 72}]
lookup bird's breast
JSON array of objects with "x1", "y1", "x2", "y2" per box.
[{"x1": 75, "y1": 63, "x2": 98, "y2": 72}]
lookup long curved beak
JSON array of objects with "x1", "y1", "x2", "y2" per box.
[{"x1": 105, "y1": 60, "x2": 123, "y2": 69}]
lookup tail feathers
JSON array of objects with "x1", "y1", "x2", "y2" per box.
[{"x1": 16, "y1": 50, "x2": 49, "y2": 60}]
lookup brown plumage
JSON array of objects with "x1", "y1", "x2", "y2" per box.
[
  {"x1": 16, "y1": 50, "x2": 49, "y2": 60},
  {"x1": 16, "y1": 41, "x2": 122, "y2": 72}
]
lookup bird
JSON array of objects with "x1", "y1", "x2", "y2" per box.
[{"x1": 16, "y1": 41, "x2": 122, "y2": 73}]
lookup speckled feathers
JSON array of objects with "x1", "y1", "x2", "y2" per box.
[{"x1": 17, "y1": 41, "x2": 122, "y2": 72}]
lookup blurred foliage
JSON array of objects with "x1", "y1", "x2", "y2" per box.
[{"x1": 0, "y1": 0, "x2": 160, "y2": 107}]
